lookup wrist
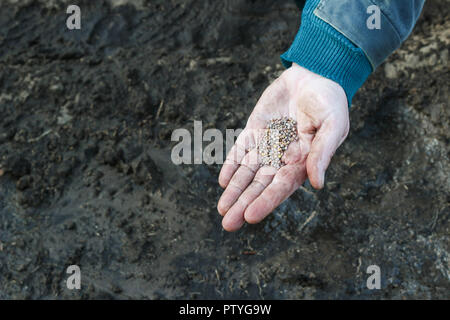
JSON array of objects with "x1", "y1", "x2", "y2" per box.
[
  {"x1": 280, "y1": 0, "x2": 372, "y2": 107},
  {"x1": 283, "y1": 63, "x2": 348, "y2": 109}
]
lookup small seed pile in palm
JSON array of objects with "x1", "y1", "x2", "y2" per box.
[{"x1": 257, "y1": 117, "x2": 298, "y2": 169}]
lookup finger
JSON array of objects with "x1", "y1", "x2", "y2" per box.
[
  {"x1": 244, "y1": 163, "x2": 307, "y2": 224},
  {"x1": 218, "y1": 130, "x2": 255, "y2": 189},
  {"x1": 222, "y1": 166, "x2": 277, "y2": 231},
  {"x1": 281, "y1": 140, "x2": 302, "y2": 164},
  {"x1": 306, "y1": 117, "x2": 348, "y2": 189},
  {"x1": 280, "y1": 116, "x2": 314, "y2": 165},
  {"x1": 281, "y1": 136, "x2": 312, "y2": 165},
  {"x1": 217, "y1": 148, "x2": 260, "y2": 215},
  {"x1": 219, "y1": 91, "x2": 279, "y2": 190}
]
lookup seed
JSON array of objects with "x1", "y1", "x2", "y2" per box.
[{"x1": 257, "y1": 117, "x2": 298, "y2": 169}]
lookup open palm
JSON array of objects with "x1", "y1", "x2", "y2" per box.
[{"x1": 218, "y1": 63, "x2": 350, "y2": 231}]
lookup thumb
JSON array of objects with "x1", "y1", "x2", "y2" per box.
[{"x1": 306, "y1": 117, "x2": 348, "y2": 189}]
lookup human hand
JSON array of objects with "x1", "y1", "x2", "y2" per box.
[{"x1": 217, "y1": 63, "x2": 349, "y2": 231}]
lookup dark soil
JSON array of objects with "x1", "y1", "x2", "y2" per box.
[{"x1": 0, "y1": 0, "x2": 449, "y2": 299}]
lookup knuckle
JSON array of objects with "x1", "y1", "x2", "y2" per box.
[
  {"x1": 228, "y1": 180, "x2": 244, "y2": 193},
  {"x1": 273, "y1": 169, "x2": 291, "y2": 184}
]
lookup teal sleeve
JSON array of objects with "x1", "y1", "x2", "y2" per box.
[
  {"x1": 281, "y1": 0, "x2": 373, "y2": 106},
  {"x1": 313, "y1": 0, "x2": 425, "y2": 69},
  {"x1": 282, "y1": 0, "x2": 424, "y2": 106}
]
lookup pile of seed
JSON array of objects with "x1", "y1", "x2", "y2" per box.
[{"x1": 257, "y1": 117, "x2": 298, "y2": 169}]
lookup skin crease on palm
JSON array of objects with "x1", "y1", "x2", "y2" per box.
[{"x1": 217, "y1": 63, "x2": 350, "y2": 232}]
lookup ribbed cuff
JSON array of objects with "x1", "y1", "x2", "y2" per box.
[{"x1": 281, "y1": 0, "x2": 373, "y2": 106}]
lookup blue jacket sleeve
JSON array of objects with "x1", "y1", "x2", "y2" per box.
[{"x1": 281, "y1": 0, "x2": 425, "y2": 106}]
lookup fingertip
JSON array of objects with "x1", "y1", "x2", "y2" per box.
[
  {"x1": 308, "y1": 168, "x2": 325, "y2": 190},
  {"x1": 218, "y1": 169, "x2": 230, "y2": 189},
  {"x1": 306, "y1": 157, "x2": 324, "y2": 189},
  {"x1": 217, "y1": 201, "x2": 227, "y2": 216},
  {"x1": 244, "y1": 206, "x2": 261, "y2": 225},
  {"x1": 221, "y1": 219, "x2": 232, "y2": 231},
  {"x1": 218, "y1": 163, "x2": 238, "y2": 189},
  {"x1": 310, "y1": 176, "x2": 324, "y2": 190},
  {"x1": 222, "y1": 215, "x2": 244, "y2": 232},
  {"x1": 222, "y1": 223, "x2": 238, "y2": 232},
  {"x1": 218, "y1": 176, "x2": 227, "y2": 189}
]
